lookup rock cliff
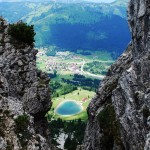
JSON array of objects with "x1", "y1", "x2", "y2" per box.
[
  {"x1": 84, "y1": 0, "x2": 150, "y2": 149},
  {"x1": 0, "y1": 18, "x2": 53, "y2": 149}
]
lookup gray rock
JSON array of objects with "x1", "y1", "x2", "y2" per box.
[
  {"x1": 0, "y1": 137, "x2": 7, "y2": 150},
  {"x1": 84, "y1": 0, "x2": 150, "y2": 149},
  {"x1": 0, "y1": 17, "x2": 53, "y2": 149}
]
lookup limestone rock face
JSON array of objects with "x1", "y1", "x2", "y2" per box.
[
  {"x1": 84, "y1": 0, "x2": 150, "y2": 149},
  {"x1": 0, "y1": 18, "x2": 53, "y2": 149}
]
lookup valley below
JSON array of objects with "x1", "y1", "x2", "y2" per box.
[
  {"x1": 36, "y1": 46, "x2": 114, "y2": 149},
  {"x1": 36, "y1": 47, "x2": 114, "y2": 119}
]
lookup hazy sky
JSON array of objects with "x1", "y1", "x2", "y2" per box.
[
  {"x1": 87, "y1": 0, "x2": 115, "y2": 2},
  {"x1": 0, "y1": 0, "x2": 116, "y2": 3}
]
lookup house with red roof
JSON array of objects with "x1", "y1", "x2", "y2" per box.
[{"x1": 82, "y1": 98, "x2": 87, "y2": 102}]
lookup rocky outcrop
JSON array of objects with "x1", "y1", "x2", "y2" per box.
[
  {"x1": 0, "y1": 17, "x2": 53, "y2": 149},
  {"x1": 84, "y1": 0, "x2": 150, "y2": 149}
]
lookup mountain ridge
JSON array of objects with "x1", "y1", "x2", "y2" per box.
[
  {"x1": 0, "y1": 1, "x2": 130, "y2": 56},
  {"x1": 0, "y1": 0, "x2": 116, "y2": 4}
]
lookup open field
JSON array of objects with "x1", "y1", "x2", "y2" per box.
[{"x1": 48, "y1": 88, "x2": 95, "y2": 121}]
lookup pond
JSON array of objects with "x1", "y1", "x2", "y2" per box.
[{"x1": 55, "y1": 100, "x2": 82, "y2": 116}]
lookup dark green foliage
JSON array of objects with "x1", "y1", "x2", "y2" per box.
[
  {"x1": 4, "y1": 110, "x2": 10, "y2": 115},
  {"x1": 50, "y1": 81, "x2": 77, "y2": 97},
  {"x1": 0, "y1": 38, "x2": 5, "y2": 46},
  {"x1": 8, "y1": 22, "x2": 35, "y2": 45},
  {"x1": 0, "y1": 109, "x2": 10, "y2": 138},
  {"x1": 15, "y1": 114, "x2": 29, "y2": 131},
  {"x1": 0, "y1": 34, "x2": 5, "y2": 46},
  {"x1": 143, "y1": 107, "x2": 150, "y2": 126},
  {"x1": 62, "y1": 74, "x2": 100, "y2": 91},
  {"x1": 37, "y1": 17, "x2": 130, "y2": 54},
  {"x1": 64, "y1": 136, "x2": 72, "y2": 150},
  {"x1": 64, "y1": 136, "x2": 78, "y2": 150},
  {"x1": 38, "y1": 78, "x2": 47, "y2": 87},
  {"x1": 133, "y1": 92, "x2": 139, "y2": 101},
  {"x1": 14, "y1": 114, "x2": 31, "y2": 149},
  {"x1": 0, "y1": 22, "x2": 4, "y2": 33},
  {"x1": 98, "y1": 104, "x2": 125, "y2": 150},
  {"x1": 48, "y1": 70, "x2": 57, "y2": 78},
  {"x1": 50, "y1": 74, "x2": 100, "y2": 98},
  {"x1": 6, "y1": 140, "x2": 14, "y2": 150},
  {"x1": 0, "y1": 116, "x2": 5, "y2": 137},
  {"x1": 143, "y1": 107, "x2": 150, "y2": 119},
  {"x1": 49, "y1": 119, "x2": 86, "y2": 149},
  {"x1": 0, "y1": 19, "x2": 6, "y2": 33},
  {"x1": 46, "y1": 49, "x2": 56, "y2": 56}
]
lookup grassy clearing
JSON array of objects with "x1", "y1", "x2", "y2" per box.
[{"x1": 48, "y1": 88, "x2": 95, "y2": 121}]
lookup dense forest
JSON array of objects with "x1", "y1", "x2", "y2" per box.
[{"x1": 50, "y1": 74, "x2": 100, "y2": 97}]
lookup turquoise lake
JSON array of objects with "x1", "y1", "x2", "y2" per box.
[{"x1": 56, "y1": 101, "x2": 82, "y2": 116}]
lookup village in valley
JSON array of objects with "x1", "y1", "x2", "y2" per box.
[
  {"x1": 36, "y1": 46, "x2": 114, "y2": 121},
  {"x1": 36, "y1": 47, "x2": 113, "y2": 78},
  {"x1": 37, "y1": 47, "x2": 85, "y2": 75}
]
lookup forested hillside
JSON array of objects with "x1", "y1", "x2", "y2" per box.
[{"x1": 0, "y1": 0, "x2": 130, "y2": 55}]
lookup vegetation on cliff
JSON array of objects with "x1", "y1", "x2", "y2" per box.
[
  {"x1": 8, "y1": 22, "x2": 35, "y2": 45},
  {"x1": 14, "y1": 115, "x2": 31, "y2": 149},
  {"x1": 98, "y1": 104, "x2": 124, "y2": 149}
]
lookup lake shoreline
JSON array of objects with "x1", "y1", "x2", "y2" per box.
[{"x1": 55, "y1": 100, "x2": 84, "y2": 117}]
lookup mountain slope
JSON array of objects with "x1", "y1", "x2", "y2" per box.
[
  {"x1": 84, "y1": 0, "x2": 150, "y2": 149},
  {"x1": 0, "y1": 1, "x2": 130, "y2": 55},
  {"x1": 24, "y1": 1, "x2": 130, "y2": 54}
]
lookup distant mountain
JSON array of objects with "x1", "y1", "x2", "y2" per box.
[
  {"x1": 0, "y1": 0, "x2": 130, "y2": 55},
  {"x1": 0, "y1": 0, "x2": 83, "y2": 2},
  {"x1": 0, "y1": 0, "x2": 116, "y2": 3}
]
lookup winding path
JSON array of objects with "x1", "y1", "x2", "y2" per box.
[{"x1": 81, "y1": 59, "x2": 105, "y2": 79}]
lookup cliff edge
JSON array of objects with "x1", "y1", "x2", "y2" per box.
[
  {"x1": 84, "y1": 0, "x2": 150, "y2": 149},
  {"x1": 0, "y1": 18, "x2": 53, "y2": 149}
]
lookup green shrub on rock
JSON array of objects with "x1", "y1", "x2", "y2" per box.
[
  {"x1": 14, "y1": 114, "x2": 31, "y2": 149},
  {"x1": 15, "y1": 114, "x2": 29, "y2": 131},
  {"x1": 8, "y1": 22, "x2": 35, "y2": 45}
]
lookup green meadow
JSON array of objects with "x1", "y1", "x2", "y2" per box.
[{"x1": 48, "y1": 88, "x2": 95, "y2": 121}]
